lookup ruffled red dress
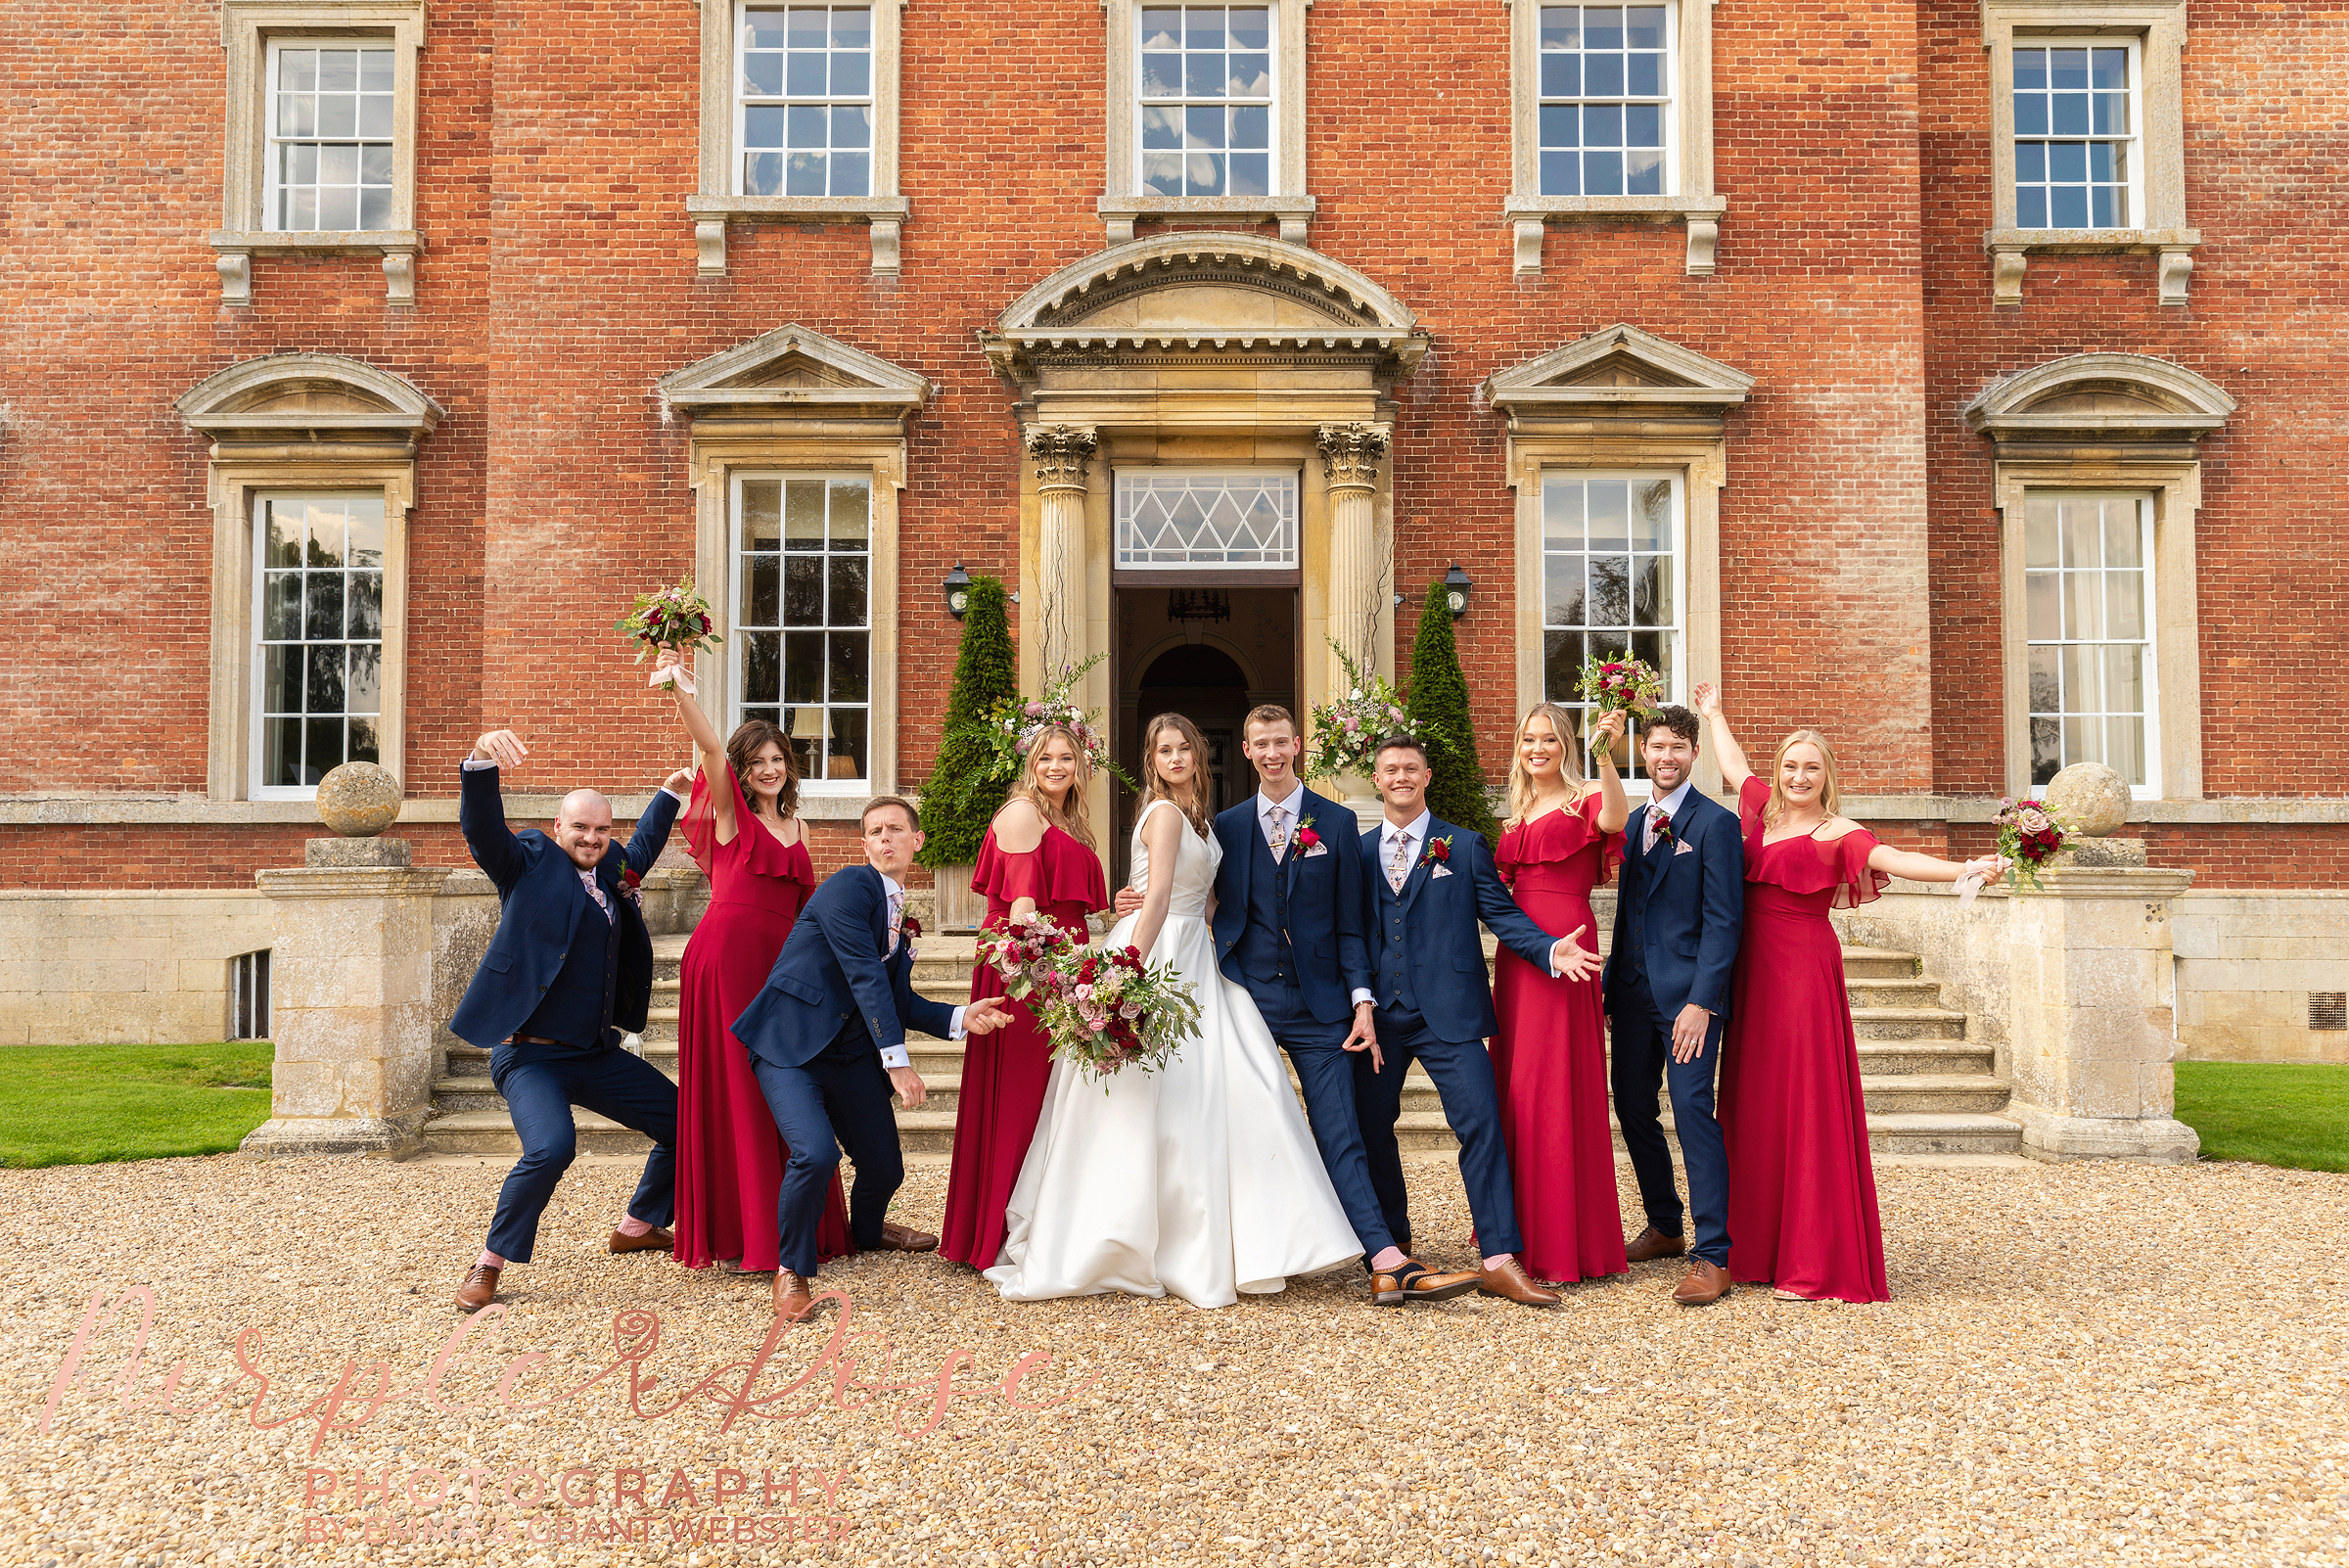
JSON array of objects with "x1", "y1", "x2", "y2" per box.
[
  {"x1": 937, "y1": 822, "x2": 1108, "y2": 1269},
  {"x1": 673, "y1": 764, "x2": 851, "y2": 1271},
  {"x1": 1719, "y1": 774, "x2": 1892, "y2": 1303},
  {"x1": 1490, "y1": 793, "x2": 1628, "y2": 1283}
]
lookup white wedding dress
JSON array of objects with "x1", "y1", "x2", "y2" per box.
[{"x1": 984, "y1": 799, "x2": 1363, "y2": 1308}]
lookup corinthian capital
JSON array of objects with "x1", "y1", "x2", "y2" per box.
[
  {"x1": 1316, "y1": 423, "x2": 1391, "y2": 490},
  {"x1": 1024, "y1": 425, "x2": 1099, "y2": 490}
]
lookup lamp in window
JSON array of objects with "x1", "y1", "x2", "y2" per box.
[
  {"x1": 1442, "y1": 563, "x2": 1474, "y2": 619},
  {"x1": 943, "y1": 564, "x2": 973, "y2": 618},
  {"x1": 787, "y1": 705, "x2": 825, "y2": 775}
]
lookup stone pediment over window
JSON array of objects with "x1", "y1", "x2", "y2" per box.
[
  {"x1": 1483, "y1": 324, "x2": 1754, "y2": 433},
  {"x1": 176, "y1": 352, "x2": 443, "y2": 456},
  {"x1": 655, "y1": 324, "x2": 934, "y2": 431},
  {"x1": 981, "y1": 235, "x2": 1430, "y2": 412},
  {"x1": 1963, "y1": 352, "x2": 2234, "y2": 457}
]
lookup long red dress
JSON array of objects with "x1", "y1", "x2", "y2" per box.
[
  {"x1": 937, "y1": 822, "x2": 1107, "y2": 1269},
  {"x1": 1720, "y1": 773, "x2": 1892, "y2": 1303},
  {"x1": 673, "y1": 764, "x2": 852, "y2": 1271},
  {"x1": 1490, "y1": 793, "x2": 1628, "y2": 1283}
]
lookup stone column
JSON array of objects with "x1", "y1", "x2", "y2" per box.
[
  {"x1": 1025, "y1": 424, "x2": 1097, "y2": 676},
  {"x1": 2004, "y1": 843, "x2": 2201, "y2": 1164},
  {"x1": 240, "y1": 837, "x2": 444, "y2": 1158},
  {"x1": 1316, "y1": 422, "x2": 1390, "y2": 698}
]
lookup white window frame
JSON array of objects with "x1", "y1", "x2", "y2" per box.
[
  {"x1": 261, "y1": 37, "x2": 399, "y2": 235},
  {"x1": 249, "y1": 491, "x2": 391, "y2": 800},
  {"x1": 1099, "y1": 0, "x2": 1313, "y2": 243},
  {"x1": 692, "y1": 0, "x2": 905, "y2": 275},
  {"x1": 1534, "y1": 4, "x2": 1677, "y2": 201},
  {"x1": 728, "y1": 469, "x2": 877, "y2": 795},
  {"x1": 1536, "y1": 468, "x2": 1685, "y2": 797},
  {"x1": 1114, "y1": 466, "x2": 1301, "y2": 573},
  {"x1": 1132, "y1": 4, "x2": 1279, "y2": 202},
  {"x1": 732, "y1": 2, "x2": 876, "y2": 201},
  {"x1": 1505, "y1": 0, "x2": 1722, "y2": 274},
  {"x1": 2020, "y1": 490, "x2": 2161, "y2": 800},
  {"x1": 2008, "y1": 36, "x2": 2144, "y2": 233}
]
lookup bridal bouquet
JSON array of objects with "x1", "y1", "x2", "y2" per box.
[
  {"x1": 616, "y1": 576, "x2": 722, "y2": 693},
  {"x1": 976, "y1": 908, "x2": 1081, "y2": 1001},
  {"x1": 980, "y1": 913, "x2": 1202, "y2": 1083},
  {"x1": 1304, "y1": 640, "x2": 1421, "y2": 781},
  {"x1": 1993, "y1": 797, "x2": 2070, "y2": 895}
]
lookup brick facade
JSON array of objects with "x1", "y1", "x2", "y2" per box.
[{"x1": 3, "y1": 1, "x2": 2340, "y2": 892}]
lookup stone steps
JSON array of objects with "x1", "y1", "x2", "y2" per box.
[{"x1": 421, "y1": 939, "x2": 2023, "y2": 1161}]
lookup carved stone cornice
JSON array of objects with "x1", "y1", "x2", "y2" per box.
[
  {"x1": 1025, "y1": 425, "x2": 1099, "y2": 492},
  {"x1": 1316, "y1": 423, "x2": 1391, "y2": 491}
]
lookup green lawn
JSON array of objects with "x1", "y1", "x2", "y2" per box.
[
  {"x1": 0, "y1": 1042, "x2": 274, "y2": 1168},
  {"x1": 2175, "y1": 1061, "x2": 2349, "y2": 1174}
]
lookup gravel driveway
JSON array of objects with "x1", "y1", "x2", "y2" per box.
[{"x1": 7, "y1": 1155, "x2": 2341, "y2": 1567}]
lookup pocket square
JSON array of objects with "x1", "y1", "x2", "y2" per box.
[
  {"x1": 1673, "y1": 839, "x2": 1695, "y2": 856},
  {"x1": 1429, "y1": 864, "x2": 1454, "y2": 879},
  {"x1": 1301, "y1": 843, "x2": 1329, "y2": 857}
]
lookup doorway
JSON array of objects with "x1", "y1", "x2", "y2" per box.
[{"x1": 1110, "y1": 584, "x2": 1298, "y2": 887}]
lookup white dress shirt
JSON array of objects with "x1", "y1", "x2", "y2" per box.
[
  {"x1": 1266, "y1": 783, "x2": 1375, "y2": 1007},
  {"x1": 875, "y1": 871, "x2": 965, "y2": 1072},
  {"x1": 1642, "y1": 777, "x2": 1695, "y2": 854}
]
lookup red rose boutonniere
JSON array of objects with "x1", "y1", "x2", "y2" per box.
[
  {"x1": 618, "y1": 861, "x2": 645, "y2": 911},
  {"x1": 900, "y1": 911, "x2": 923, "y2": 942},
  {"x1": 1419, "y1": 834, "x2": 1453, "y2": 868},
  {"x1": 1650, "y1": 812, "x2": 1678, "y2": 850},
  {"x1": 1294, "y1": 825, "x2": 1321, "y2": 852}
]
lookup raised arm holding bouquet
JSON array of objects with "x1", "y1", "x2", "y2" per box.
[{"x1": 617, "y1": 576, "x2": 722, "y2": 693}]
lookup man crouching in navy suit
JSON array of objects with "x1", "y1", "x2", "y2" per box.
[
  {"x1": 730, "y1": 796, "x2": 1011, "y2": 1323},
  {"x1": 447, "y1": 728, "x2": 692, "y2": 1312},
  {"x1": 1354, "y1": 735, "x2": 1600, "y2": 1308}
]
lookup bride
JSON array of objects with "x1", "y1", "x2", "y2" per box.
[{"x1": 984, "y1": 712, "x2": 1363, "y2": 1308}]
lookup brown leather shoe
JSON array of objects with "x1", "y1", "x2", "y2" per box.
[
  {"x1": 454, "y1": 1265, "x2": 500, "y2": 1312},
  {"x1": 1672, "y1": 1260, "x2": 1733, "y2": 1306},
  {"x1": 772, "y1": 1270, "x2": 817, "y2": 1322},
  {"x1": 1475, "y1": 1256, "x2": 1562, "y2": 1307},
  {"x1": 1370, "y1": 1259, "x2": 1482, "y2": 1307},
  {"x1": 606, "y1": 1225, "x2": 674, "y2": 1255},
  {"x1": 874, "y1": 1222, "x2": 940, "y2": 1253},
  {"x1": 1625, "y1": 1225, "x2": 1687, "y2": 1264}
]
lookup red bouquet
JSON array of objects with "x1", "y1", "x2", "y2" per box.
[{"x1": 1993, "y1": 798, "x2": 2069, "y2": 895}]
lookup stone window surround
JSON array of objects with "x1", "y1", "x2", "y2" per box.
[
  {"x1": 1504, "y1": 0, "x2": 1725, "y2": 276},
  {"x1": 1486, "y1": 323, "x2": 1753, "y2": 795},
  {"x1": 1098, "y1": 0, "x2": 1315, "y2": 245},
  {"x1": 690, "y1": 0, "x2": 908, "y2": 277},
  {"x1": 658, "y1": 325, "x2": 934, "y2": 812},
  {"x1": 211, "y1": 0, "x2": 428, "y2": 306},
  {"x1": 177, "y1": 353, "x2": 444, "y2": 803},
  {"x1": 1979, "y1": 0, "x2": 2197, "y2": 307},
  {"x1": 1965, "y1": 350, "x2": 2236, "y2": 801}
]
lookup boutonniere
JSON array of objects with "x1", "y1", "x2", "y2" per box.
[
  {"x1": 618, "y1": 861, "x2": 644, "y2": 911},
  {"x1": 900, "y1": 911, "x2": 922, "y2": 942},
  {"x1": 1294, "y1": 814, "x2": 1325, "y2": 855},
  {"x1": 1419, "y1": 834, "x2": 1452, "y2": 868},
  {"x1": 1651, "y1": 813, "x2": 1678, "y2": 849}
]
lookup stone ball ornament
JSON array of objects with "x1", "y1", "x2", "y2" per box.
[
  {"x1": 315, "y1": 761, "x2": 403, "y2": 837},
  {"x1": 2043, "y1": 761, "x2": 2130, "y2": 838}
]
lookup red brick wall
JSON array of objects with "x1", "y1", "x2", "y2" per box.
[{"x1": 4, "y1": 1, "x2": 2337, "y2": 894}]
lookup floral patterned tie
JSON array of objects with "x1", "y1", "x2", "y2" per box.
[
  {"x1": 1387, "y1": 829, "x2": 1411, "y2": 893},
  {"x1": 1267, "y1": 804, "x2": 1289, "y2": 860}
]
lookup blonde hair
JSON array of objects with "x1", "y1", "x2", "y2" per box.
[
  {"x1": 1504, "y1": 702, "x2": 1590, "y2": 829},
  {"x1": 1139, "y1": 712, "x2": 1212, "y2": 838},
  {"x1": 1765, "y1": 728, "x2": 1844, "y2": 830},
  {"x1": 1007, "y1": 722, "x2": 1097, "y2": 850}
]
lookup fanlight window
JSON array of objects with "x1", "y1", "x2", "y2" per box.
[{"x1": 1115, "y1": 470, "x2": 1297, "y2": 569}]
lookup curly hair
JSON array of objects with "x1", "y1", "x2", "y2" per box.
[
  {"x1": 724, "y1": 718, "x2": 801, "y2": 819},
  {"x1": 1006, "y1": 722, "x2": 1097, "y2": 849}
]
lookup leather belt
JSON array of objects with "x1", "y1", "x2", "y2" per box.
[{"x1": 506, "y1": 1034, "x2": 568, "y2": 1046}]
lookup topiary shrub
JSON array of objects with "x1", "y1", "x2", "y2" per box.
[
  {"x1": 914, "y1": 576, "x2": 1017, "y2": 867},
  {"x1": 1406, "y1": 578, "x2": 1501, "y2": 845}
]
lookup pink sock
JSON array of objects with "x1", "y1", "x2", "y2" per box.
[
  {"x1": 1371, "y1": 1247, "x2": 1408, "y2": 1272},
  {"x1": 615, "y1": 1216, "x2": 654, "y2": 1237},
  {"x1": 1483, "y1": 1254, "x2": 1513, "y2": 1271},
  {"x1": 476, "y1": 1250, "x2": 505, "y2": 1269}
]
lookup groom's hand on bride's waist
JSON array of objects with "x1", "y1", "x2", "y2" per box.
[{"x1": 1113, "y1": 884, "x2": 1144, "y2": 918}]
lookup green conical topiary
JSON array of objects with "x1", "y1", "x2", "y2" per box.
[
  {"x1": 1406, "y1": 578, "x2": 1501, "y2": 845},
  {"x1": 914, "y1": 576, "x2": 1018, "y2": 867}
]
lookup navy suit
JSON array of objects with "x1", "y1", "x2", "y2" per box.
[
  {"x1": 450, "y1": 763, "x2": 683, "y2": 1264},
  {"x1": 732, "y1": 864, "x2": 959, "y2": 1276},
  {"x1": 1208, "y1": 788, "x2": 1391, "y2": 1255},
  {"x1": 1354, "y1": 815, "x2": 1562, "y2": 1261},
  {"x1": 1603, "y1": 789, "x2": 1745, "y2": 1267}
]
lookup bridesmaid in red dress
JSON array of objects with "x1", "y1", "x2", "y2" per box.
[
  {"x1": 1694, "y1": 683, "x2": 2004, "y2": 1303},
  {"x1": 938, "y1": 724, "x2": 1108, "y2": 1269},
  {"x1": 1491, "y1": 702, "x2": 1631, "y2": 1284},
  {"x1": 653, "y1": 648, "x2": 852, "y2": 1273}
]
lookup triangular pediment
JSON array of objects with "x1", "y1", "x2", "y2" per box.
[
  {"x1": 656, "y1": 324, "x2": 933, "y2": 420},
  {"x1": 1484, "y1": 324, "x2": 1754, "y2": 414},
  {"x1": 1964, "y1": 352, "x2": 2234, "y2": 440},
  {"x1": 177, "y1": 352, "x2": 442, "y2": 443}
]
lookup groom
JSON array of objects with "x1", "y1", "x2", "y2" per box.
[
  {"x1": 1603, "y1": 705, "x2": 1744, "y2": 1307},
  {"x1": 731, "y1": 796, "x2": 1009, "y2": 1322}
]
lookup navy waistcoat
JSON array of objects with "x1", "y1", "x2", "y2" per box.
[
  {"x1": 1231, "y1": 828, "x2": 1297, "y2": 986},
  {"x1": 1370, "y1": 868, "x2": 1420, "y2": 1013},
  {"x1": 517, "y1": 897, "x2": 622, "y2": 1048}
]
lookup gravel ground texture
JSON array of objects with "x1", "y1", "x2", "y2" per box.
[{"x1": 6, "y1": 1154, "x2": 2342, "y2": 1568}]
